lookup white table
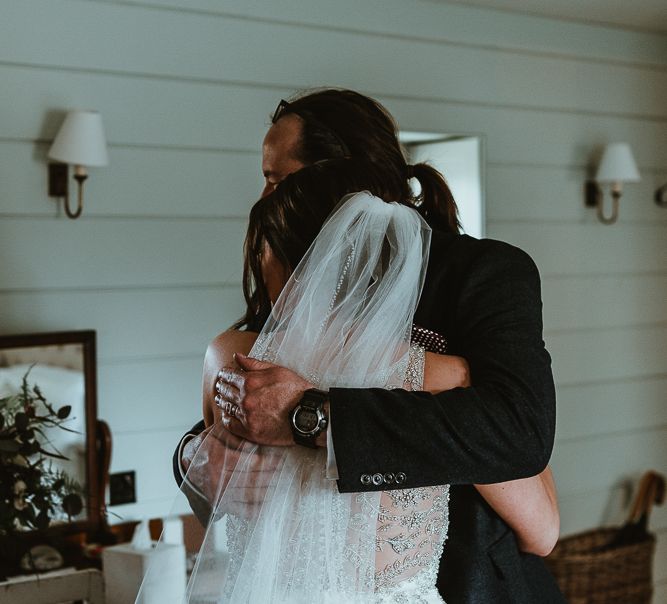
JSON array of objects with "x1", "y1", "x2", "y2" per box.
[{"x1": 0, "y1": 567, "x2": 104, "y2": 604}]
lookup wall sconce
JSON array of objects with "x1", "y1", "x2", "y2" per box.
[
  {"x1": 585, "y1": 143, "x2": 640, "y2": 225},
  {"x1": 47, "y1": 110, "x2": 109, "y2": 219}
]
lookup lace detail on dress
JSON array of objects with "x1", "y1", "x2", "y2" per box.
[
  {"x1": 368, "y1": 342, "x2": 449, "y2": 603},
  {"x1": 404, "y1": 343, "x2": 425, "y2": 392},
  {"x1": 373, "y1": 485, "x2": 449, "y2": 599}
]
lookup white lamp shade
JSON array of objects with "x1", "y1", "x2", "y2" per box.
[
  {"x1": 48, "y1": 110, "x2": 109, "y2": 167},
  {"x1": 595, "y1": 143, "x2": 640, "y2": 184}
]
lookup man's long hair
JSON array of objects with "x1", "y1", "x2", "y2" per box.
[{"x1": 281, "y1": 88, "x2": 460, "y2": 233}]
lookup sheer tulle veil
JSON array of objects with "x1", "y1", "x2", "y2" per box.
[{"x1": 138, "y1": 191, "x2": 431, "y2": 603}]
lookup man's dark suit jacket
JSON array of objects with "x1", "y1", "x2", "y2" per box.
[{"x1": 173, "y1": 230, "x2": 566, "y2": 603}]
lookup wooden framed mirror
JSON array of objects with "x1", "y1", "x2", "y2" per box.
[{"x1": 0, "y1": 330, "x2": 100, "y2": 535}]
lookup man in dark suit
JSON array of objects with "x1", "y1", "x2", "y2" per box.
[{"x1": 173, "y1": 89, "x2": 565, "y2": 603}]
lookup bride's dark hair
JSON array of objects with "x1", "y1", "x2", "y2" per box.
[{"x1": 237, "y1": 157, "x2": 449, "y2": 330}]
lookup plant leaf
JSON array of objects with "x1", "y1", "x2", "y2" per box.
[
  {"x1": 38, "y1": 447, "x2": 68, "y2": 461},
  {"x1": 57, "y1": 405, "x2": 71, "y2": 419},
  {"x1": 0, "y1": 439, "x2": 20, "y2": 453},
  {"x1": 14, "y1": 412, "x2": 29, "y2": 431},
  {"x1": 35, "y1": 510, "x2": 50, "y2": 531},
  {"x1": 63, "y1": 493, "x2": 83, "y2": 517}
]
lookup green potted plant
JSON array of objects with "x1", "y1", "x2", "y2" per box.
[{"x1": 0, "y1": 369, "x2": 84, "y2": 576}]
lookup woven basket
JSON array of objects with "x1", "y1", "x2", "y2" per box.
[{"x1": 546, "y1": 471, "x2": 665, "y2": 604}]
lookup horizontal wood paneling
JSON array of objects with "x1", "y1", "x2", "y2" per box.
[
  {"x1": 99, "y1": 357, "x2": 203, "y2": 433},
  {"x1": 488, "y1": 223, "x2": 667, "y2": 277},
  {"x1": 547, "y1": 324, "x2": 667, "y2": 386},
  {"x1": 4, "y1": 1, "x2": 667, "y2": 118},
  {"x1": 110, "y1": 429, "x2": 185, "y2": 502},
  {"x1": 555, "y1": 376, "x2": 667, "y2": 442},
  {"x1": 0, "y1": 140, "x2": 262, "y2": 218},
  {"x1": 104, "y1": 0, "x2": 667, "y2": 68},
  {"x1": 551, "y1": 428, "x2": 667, "y2": 497},
  {"x1": 486, "y1": 164, "x2": 667, "y2": 223},
  {"x1": 2, "y1": 64, "x2": 667, "y2": 170},
  {"x1": 0, "y1": 287, "x2": 244, "y2": 360},
  {"x1": 0, "y1": 217, "x2": 245, "y2": 289},
  {"x1": 389, "y1": 95, "x2": 667, "y2": 168},
  {"x1": 2, "y1": 136, "x2": 665, "y2": 225},
  {"x1": 558, "y1": 482, "x2": 667, "y2": 536},
  {"x1": 542, "y1": 273, "x2": 667, "y2": 332},
  {"x1": 0, "y1": 65, "x2": 277, "y2": 151}
]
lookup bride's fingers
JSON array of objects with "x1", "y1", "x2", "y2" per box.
[
  {"x1": 218, "y1": 367, "x2": 245, "y2": 390},
  {"x1": 215, "y1": 380, "x2": 240, "y2": 403}
]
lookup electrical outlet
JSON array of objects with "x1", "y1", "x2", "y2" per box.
[{"x1": 109, "y1": 470, "x2": 136, "y2": 506}]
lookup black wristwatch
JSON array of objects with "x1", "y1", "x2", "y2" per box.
[{"x1": 290, "y1": 389, "x2": 329, "y2": 448}]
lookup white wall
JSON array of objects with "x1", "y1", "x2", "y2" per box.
[{"x1": 1, "y1": 0, "x2": 666, "y2": 598}]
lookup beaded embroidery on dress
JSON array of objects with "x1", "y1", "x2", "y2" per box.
[
  {"x1": 142, "y1": 193, "x2": 444, "y2": 603},
  {"x1": 219, "y1": 351, "x2": 450, "y2": 604},
  {"x1": 372, "y1": 344, "x2": 450, "y2": 604}
]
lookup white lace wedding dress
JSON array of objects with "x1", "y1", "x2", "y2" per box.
[
  {"x1": 143, "y1": 192, "x2": 449, "y2": 603},
  {"x1": 219, "y1": 345, "x2": 450, "y2": 604}
]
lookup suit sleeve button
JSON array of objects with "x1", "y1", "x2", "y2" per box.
[
  {"x1": 395, "y1": 472, "x2": 406, "y2": 484},
  {"x1": 360, "y1": 474, "x2": 372, "y2": 485},
  {"x1": 372, "y1": 473, "x2": 384, "y2": 486},
  {"x1": 383, "y1": 472, "x2": 395, "y2": 484}
]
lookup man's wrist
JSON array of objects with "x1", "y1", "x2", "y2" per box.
[{"x1": 290, "y1": 389, "x2": 329, "y2": 448}]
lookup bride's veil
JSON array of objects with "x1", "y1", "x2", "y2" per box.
[{"x1": 139, "y1": 191, "x2": 431, "y2": 603}]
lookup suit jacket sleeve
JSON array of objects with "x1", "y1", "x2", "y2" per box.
[
  {"x1": 172, "y1": 420, "x2": 214, "y2": 526},
  {"x1": 172, "y1": 420, "x2": 205, "y2": 487},
  {"x1": 329, "y1": 240, "x2": 556, "y2": 492}
]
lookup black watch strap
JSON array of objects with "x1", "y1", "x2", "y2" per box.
[{"x1": 291, "y1": 389, "x2": 328, "y2": 449}]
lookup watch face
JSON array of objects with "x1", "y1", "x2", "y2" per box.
[{"x1": 295, "y1": 408, "x2": 319, "y2": 433}]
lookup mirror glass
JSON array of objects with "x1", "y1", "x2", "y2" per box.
[
  {"x1": 401, "y1": 132, "x2": 485, "y2": 238},
  {"x1": 0, "y1": 331, "x2": 98, "y2": 531}
]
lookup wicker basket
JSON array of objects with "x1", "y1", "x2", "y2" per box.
[{"x1": 546, "y1": 471, "x2": 665, "y2": 604}]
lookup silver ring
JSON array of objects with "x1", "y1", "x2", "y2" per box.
[{"x1": 226, "y1": 402, "x2": 239, "y2": 418}]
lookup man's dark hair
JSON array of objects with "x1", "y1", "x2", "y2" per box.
[{"x1": 277, "y1": 88, "x2": 460, "y2": 234}]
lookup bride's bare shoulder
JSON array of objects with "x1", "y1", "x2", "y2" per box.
[
  {"x1": 209, "y1": 329, "x2": 258, "y2": 351},
  {"x1": 202, "y1": 330, "x2": 259, "y2": 426},
  {"x1": 205, "y1": 329, "x2": 258, "y2": 367}
]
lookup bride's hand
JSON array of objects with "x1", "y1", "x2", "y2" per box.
[
  {"x1": 216, "y1": 353, "x2": 315, "y2": 446},
  {"x1": 181, "y1": 422, "x2": 285, "y2": 519}
]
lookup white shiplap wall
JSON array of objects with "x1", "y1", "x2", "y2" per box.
[{"x1": 1, "y1": 0, "x2": 666, "y2": 598}]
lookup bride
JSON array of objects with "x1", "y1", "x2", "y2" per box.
[{"x1": 152, "y1": 158, "x2": 558, "y2": 603}]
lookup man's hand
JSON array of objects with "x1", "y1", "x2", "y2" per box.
[{"x1": 215, "y1": 354, "x2": 315, "y2": 446}]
